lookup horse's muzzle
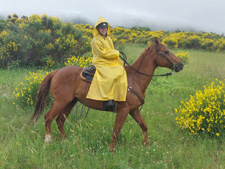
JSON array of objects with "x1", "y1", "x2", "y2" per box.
[{"x1": 173, "y1": 63, "x2": 184, "y2": 72}]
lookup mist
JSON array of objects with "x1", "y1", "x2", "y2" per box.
[{"x1": 0, "y1": 0, "x2": 224, "y2": 34}]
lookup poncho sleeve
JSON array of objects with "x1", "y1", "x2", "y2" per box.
[{"x1": 92, "y1": 38, "x2": 119, "y2": 59}]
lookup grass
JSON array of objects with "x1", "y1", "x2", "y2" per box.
[{"x1": 0, "y1": 45, "x2": 225, "y2": 168}]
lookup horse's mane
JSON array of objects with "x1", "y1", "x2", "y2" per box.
[{"x1": 125, "y1": 46, "x2": 151, "y2": 73}]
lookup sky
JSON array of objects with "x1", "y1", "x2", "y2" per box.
[{"x1": 0, "y1": 0, "x2": 224, "y2": 34}]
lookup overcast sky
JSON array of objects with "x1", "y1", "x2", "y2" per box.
[{"x1": 0, "y1": 0, "x2": 224, "y2": 34}]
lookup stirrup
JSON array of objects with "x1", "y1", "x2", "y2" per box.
[{"x1": 103, "y1": 100, "x2": 116, "y2": 111}]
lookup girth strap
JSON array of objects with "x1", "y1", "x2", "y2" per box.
[{"x1": 128, "y1": 87, "x2": 145, "y2": 105}]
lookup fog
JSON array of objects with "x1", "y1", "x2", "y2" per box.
[{"x1": 1, "y1": 0, "x2": 224, "y2": 34}]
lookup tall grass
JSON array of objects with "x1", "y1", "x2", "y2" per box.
[{"x1": 0, "y1": 45, "x2": 225, "y2": 168}]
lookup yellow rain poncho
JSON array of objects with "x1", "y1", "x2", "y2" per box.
[{"x1": 86, "y1": 17, "x2": 128, "y2": 101}]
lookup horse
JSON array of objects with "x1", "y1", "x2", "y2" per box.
[{"x1": 29, "y1": 38, "x2": 184, "y2": 152}]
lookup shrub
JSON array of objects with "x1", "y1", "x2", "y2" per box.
[
  {"x1": 0, "y1": 14, "x2": 91, "y2": 67},
  {"x1": 40, "y1": 55, "x2": 55, "y2": 68},
  {"x1": 183, "y1": 35, "x2": 201, "y2": 49},
  {"x1": 13, "y1": 70, "x2": 51, "y2": 106},
  {"x1": 0, "y1": 55, "x2": 3, "y2": 66},
  {"x1": 175, "y1": 79, "x2": 225, "y2": 137},
  {"x1": 12, "y1": 54, "x2": 93, "y2": 107},
  {"x1": 201, "y1": 38, "x2": 214, "y2": 50},
  {"x1": 176, "y1": 51, "x2": 190, "y2": 64},
  {"x1": 1, "y1": 14, "x2": 225, "y2": 68},
  {"x1": 64, "y1": 55, "x2": 92, "y2": 67},
  {"x1": 217, "y1": 39, "x2": 225, "y2": 52},
  {"x1": 162, "y1": 36, "x2": 178, "y2": 49}
]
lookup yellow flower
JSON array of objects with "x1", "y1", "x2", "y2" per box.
[{"x1": 175, "y1": 79, "x2": 225, "y2": 136}]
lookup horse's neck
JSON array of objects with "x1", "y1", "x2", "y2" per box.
[{"x1": 129, "y1": 47, "x2": 156, "y2": 93}]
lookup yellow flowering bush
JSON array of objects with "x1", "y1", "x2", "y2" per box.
[
  {"x1": 13, "y1": 70, "x2": 51, "y2": 106},
  {"x1": 13, "y1": 54, "x2": 93, "y2": 107},
  {"x1": 41, "y1": 55, "x2": 55, "y2": 68},
  {"x1": 175, "y1": 79, "x2": 225, "y2": 137},
  {"x1": 64, "y1": 55, "x2": 92, "y2": 67},
  {"x1": 216, "y1": 39, "x2": 225, "y2": 52},
  {"x1": 183, "y1": 35, "x2": 202, "y2": 49},
  {"x1": 0, "y1": 14, "x2": 90, "y2": 67},
  {"x1": 74, "y1": 23, "x2": 225, "y2": 52},
  {"x1": 201, "y1": 38, "x2": 214, "y2": 50},
  {"x1": 0, "y1": 55, "x2": 3, "y2": 66},
  {"x1": 1, "y1": 14, "x2": 225, "y2": 68},
  {"x1": 162, "y1": 36, "x2": 178, "y2": 49},
  {"x1": 176, "y1": 51, "x2": 191, "y2": 64},
  {"x1": 46, "y1": 56, "x2": 55, "y2": 68}
]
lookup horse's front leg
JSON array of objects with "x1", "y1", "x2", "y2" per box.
[
  {"x1": 109, "y1": 108, "x2": 129, "y2": 152},
  {"x1": 130, "y1": 109, "x2": 149, "y2": 146}
]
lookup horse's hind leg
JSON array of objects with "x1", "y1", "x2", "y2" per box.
[
  {"x1": 130, "y1": 109, "x2": 149, "y2": 146},
  {"x1": 44, "y1": 101, "x2": 68, "y2": 142},
  {"x1": 56, "y1": 98, "x2": 77, "y2": 139}
]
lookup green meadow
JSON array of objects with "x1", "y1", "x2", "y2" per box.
[{"x1": 0, "y1": 44, "x2": 225, "y2": 168}]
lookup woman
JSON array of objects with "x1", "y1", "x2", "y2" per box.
[{"x1": 86, "y1": 17, "x2": 127, "y2": 110}]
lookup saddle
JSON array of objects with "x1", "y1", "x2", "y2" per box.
[{"x1": 80, "y1": 64, "x2": 96, "y2": 82}]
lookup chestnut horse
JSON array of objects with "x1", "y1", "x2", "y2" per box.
[{"x1": 29, "y1": 38, "x2": 184, "y2": 151}]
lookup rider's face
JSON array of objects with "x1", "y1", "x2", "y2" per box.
[{"x1": 98, "y1": 27, "x2": 107, "y2": 36}]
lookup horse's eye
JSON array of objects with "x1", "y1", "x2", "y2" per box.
[{"x1": 164, "y1": 51, "x2": 169, "y2": 54}]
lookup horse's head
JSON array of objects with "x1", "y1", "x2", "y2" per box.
[{"x1": 153, "y1": 37, "x2": 184, "y2": 72}]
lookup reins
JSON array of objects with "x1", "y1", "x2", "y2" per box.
[{"x1": 119, "y1": 46, "x2": 174, "y2": 78}]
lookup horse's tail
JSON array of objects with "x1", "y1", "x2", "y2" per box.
[{"x1": 28, "y1": 70, "x2": 58, "y2": 126}]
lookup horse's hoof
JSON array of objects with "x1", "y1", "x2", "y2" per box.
[
  {"x1": 44, "y1": 134, "x2": 51, "y2": 143},
  {"x1": 143, "y1": 140, "x2": 150, "y2": 147},
  {"x1": 109, "y1": 144, "x2": 115, "y2": 152}
]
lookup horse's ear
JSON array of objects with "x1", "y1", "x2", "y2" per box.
[{"x1": 155, "y1": 37, "x2": 160, "y2": 46}]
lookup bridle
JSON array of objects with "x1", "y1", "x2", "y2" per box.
[
  {"x1": 154, "y1": 45, "x2": 175, "y2": 70},
  {"x1": 119, "y1": 45, "x2": 175, "y2": 77}
]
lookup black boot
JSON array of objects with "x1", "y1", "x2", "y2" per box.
[{"x1": 103, "y1": 100, "x2": 116, "y2": 111}]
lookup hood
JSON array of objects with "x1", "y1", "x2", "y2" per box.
[{"x1": 93, "y1": 17, "x2": 111, "y2": 37}]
